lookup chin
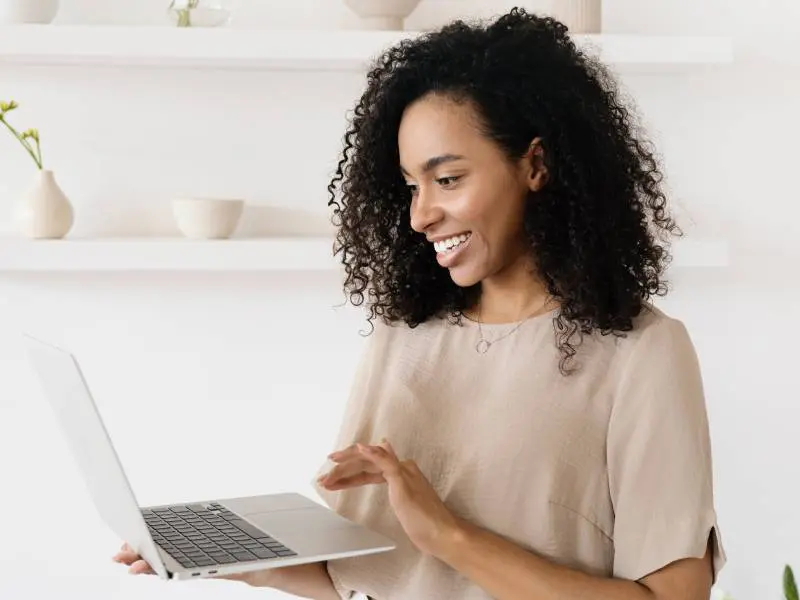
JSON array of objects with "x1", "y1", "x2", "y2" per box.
[{"x1": 447, "y1": 264, "x2": 484, "y2": 288}]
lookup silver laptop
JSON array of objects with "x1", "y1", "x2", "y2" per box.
[{"x1": 23, "y1": 333, "x2": 396, "y2": 581}]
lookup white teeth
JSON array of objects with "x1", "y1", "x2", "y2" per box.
[{"x1": 434, "y1": 233, "x2": 471, "y2": 254}]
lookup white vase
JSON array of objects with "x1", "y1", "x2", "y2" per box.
[
  {"x1": 551, "y1": 0, "x2": 602, "y2": 34},
  {"x1": 15, "y1": 170, "x2": 74, "y2": 239},
  {"x1": 0, "y1": 0, "x2": 60, "y2": 24},
  {"x1": 343, "y1": 0, "x2": 421, "y2": 30}
]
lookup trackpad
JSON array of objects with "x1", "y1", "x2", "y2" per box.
[{"x1": 245, "y1": 507, "x2": 355, "y2": 537}]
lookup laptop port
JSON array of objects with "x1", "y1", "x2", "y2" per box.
[
  {"x1": 192, "y1": 573, "x2": 200, "y2": 577},
  {"x1": 208, "y1": 570, "x2": 217, "y2": 575}
]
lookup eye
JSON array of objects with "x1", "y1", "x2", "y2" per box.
[
  {"x1": 436, "y1": 176, "x2": 461, "y2": 187},
  {"x1": 405, "y1": 183, "x2": 419, "y2": 196}
]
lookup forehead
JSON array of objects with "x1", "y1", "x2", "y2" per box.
[{"x1": 398, "y1": 95, "x2": 485, "y2": 165}]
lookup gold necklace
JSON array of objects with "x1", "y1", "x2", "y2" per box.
[{"x1": 474, "y1": 296, "x2": 554, "y2": 354}]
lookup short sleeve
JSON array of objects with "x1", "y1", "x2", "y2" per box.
[
  {"x1": 607, "y1": 316, "x2": 727, "y2": 583},
  {"x1": 326, "y1": 561, "x2": 356, "y2": 600}
]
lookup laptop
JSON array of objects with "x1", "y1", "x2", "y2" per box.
[{"x1": 22, "y1": 333, "x2": 396, "y2": 581}]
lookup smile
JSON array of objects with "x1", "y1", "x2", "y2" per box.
[{"x1": 433, "y1": 232, "x2": 472, "y2": 254}]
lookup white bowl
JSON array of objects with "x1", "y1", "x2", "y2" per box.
[
  {"x1": 343, "y1": 0, "x2": 421, "y2": 30},
  {"x1": 0, "y1": 0, "x2": 60, "y2": 24},
  {"x1": 172, "y1": 198, "x2": 244, "y2": 239}
]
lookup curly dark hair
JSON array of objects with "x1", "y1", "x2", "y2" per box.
[{"x1": 327, "y1": 7, "x2": 681, "y2": 375}]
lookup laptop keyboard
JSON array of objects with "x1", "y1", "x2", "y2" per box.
[{"x1": 142, "y1": 502, "x2": 298, "y2": 570}]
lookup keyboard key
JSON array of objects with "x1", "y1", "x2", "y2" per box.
[
  {"x1": 251, "y1": 548, "x2": 277, "y2": 559},
  {"x1": 276, "y1": 550, "x2": 297, "y2": 557},
  {"x1": 231, "y1": 551, "x2": 256, "y2": 562},
  {"x1": 170, "y1": 506, "x2": 191, "y2": 513},
  {"x1": 227, "y1": 519, "x2": 269, "y2": 539}
]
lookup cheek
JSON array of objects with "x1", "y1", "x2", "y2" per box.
[
  {"x1": 452, "y1": 189, "x2": 496, "y2": 230},
  {"x1": 456, "y1": 187, "x2": 525, "y2": 245}
]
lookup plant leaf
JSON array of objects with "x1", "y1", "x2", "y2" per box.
[{"x1": 785, "y1": 565, "x2": 799, "y2": 600}]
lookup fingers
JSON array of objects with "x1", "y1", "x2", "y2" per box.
[
  {"x1": 129, "y1": 559, "x2": 155, "y2": 575},
  {"x1": 113, "y1": 543, "x2": 155, "y2": 575},
  {"x1": 327, "y1": 444, "x2": 360, "y2": 462},
  {"x1": 324, "y1": 471, "x2": 386, "y2": 491},
  {"x1": 319, "y1": 453, "x2": 387, "y2": 487},
  {"x1": 357, "y1": 443, "x2": 403, "y2": 478},
  {"x1": 113, "y1": 548, "x2": 141, "y2": 566},
  {"x1": 318, "y1": 459, "x2": 363, "y2": 487},
  {"x1": 329, "y1": 438, "x2": 398, "y2": 463},
  {"x1": 324, "y1": 439, "x2": 404, "y2": 486},
  {"x1": 378, "y1": 438, "x2": 399, "y2": 461}
]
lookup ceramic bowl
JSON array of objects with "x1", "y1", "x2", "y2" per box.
[
  {"x1": 0, "y1": 0, "x2": 59, "y2": 24},
  {"x1": 172, "y1": 198, "x2": 244, "y2": 239},
  {"x1": 342, "y1": 0, "x2": 421, "y2": 30}
]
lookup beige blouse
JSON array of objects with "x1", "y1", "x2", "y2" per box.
[{"x1": 312, "y1": 303, "x2": 727, "y2": 599}]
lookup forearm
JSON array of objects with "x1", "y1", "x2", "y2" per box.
[
  {"x1": 435, "y1": 518, "x2": 655, "y2": 600},
  {"x1": 257, "y1": 561, "x2": 341, "y2": 600}
]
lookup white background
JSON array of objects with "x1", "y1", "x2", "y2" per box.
[{"x1": 1, "y1": 1, "x2": 798, "y2": 599}]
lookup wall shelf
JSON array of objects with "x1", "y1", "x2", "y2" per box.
[
  {"x1": 0, "y1": 236, "x2": 728, "y2": 273},
  {"x1": 0, "y1": 26, "x2": 734, "y2": 72}
]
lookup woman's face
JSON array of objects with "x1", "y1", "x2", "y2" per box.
[{"x1": 398, "y1": 94, "x2": 546, "y2": 288}]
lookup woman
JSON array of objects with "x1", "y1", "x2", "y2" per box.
[{"x1": 115, "y1": 8, "x2": 726, "y2": 599}]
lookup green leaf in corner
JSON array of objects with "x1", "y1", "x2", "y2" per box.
[{"x1": 785, "y1": 565, "x2": 799, "y2": 600}]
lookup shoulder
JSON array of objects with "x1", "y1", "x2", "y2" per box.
[
  {"x1": 622, "y1": 302, "x2": 696, "y2": 356},
  {"x1": 606, "y1": 303, "x2": 704, "y2": 398},
  {"x1": 576, "y1": 302, "x2": 700, "y2": 388}
]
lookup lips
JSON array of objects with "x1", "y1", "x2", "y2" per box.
[
  {"x1": 432, "y1": 232, "x2": 471, "y2": 254},
  {"x1": 434, "y1": 232, "x2": 472, "y2": 268}
]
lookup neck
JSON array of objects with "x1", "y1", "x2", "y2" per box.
[{"x1": 473, "y1": 254, "x2": 555, "y2": 324}]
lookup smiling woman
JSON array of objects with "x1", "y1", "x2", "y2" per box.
[{"x1": 308, "y1": 7, "x2": 727, "y2": 600}]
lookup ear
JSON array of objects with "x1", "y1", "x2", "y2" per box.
[{"x1": 524, "y1": 137, "x2": 549, "y2": 192}]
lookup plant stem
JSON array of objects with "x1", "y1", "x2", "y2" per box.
[
  {"x1": 176, "y1": 0, "x2": 200, "y2": 27},
  {"x1": 0, "y1": 117, "x2": 42, "y2": 169},
  {"x1": 177, "y1": 8, "x2": 190, "y2": 26}
]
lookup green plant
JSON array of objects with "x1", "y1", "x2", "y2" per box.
[
  {"x1": 173, "y1": 0, "x2": 200, "y2": 27},
  {"x1": 0, "y1": 100, "x2": 43, "y2": 170},
  {"x1": 786, "y1": 565, "x2": 798, "y2": 600}
]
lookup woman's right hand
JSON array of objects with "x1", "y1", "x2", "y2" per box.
[
  {"x1": 113, "y1": 543, "x2": 156, "y2": 575},
  {"x1": 111, "y1": 543, "x2": 266, "y2": 585},
  {"x1": 112, "y1": 543, "x2": 340, "y2": 599}
]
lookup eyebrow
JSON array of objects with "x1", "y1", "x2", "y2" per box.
[{"x1": 400, "y1": 154, "x2": 466, "y2": 176}]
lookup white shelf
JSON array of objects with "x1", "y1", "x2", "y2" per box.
[
  {"x1": 0, "y1": 26, "x2": 734, "y2": 71},
  {"x1": 0, "y1": 236, "x2": 727, "y2": 272},
  {"x1": 0, "y1": 237, "x2": 339, "y2": 272}
]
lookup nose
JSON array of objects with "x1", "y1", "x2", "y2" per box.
[{"x1": 409, "y1": 188, "x2": 444, "y2": 234}]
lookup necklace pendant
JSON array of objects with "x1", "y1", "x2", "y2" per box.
[{"x1": 475, "y1": 339, "x2": 491, "y2": 354}]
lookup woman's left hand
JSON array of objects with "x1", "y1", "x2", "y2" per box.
[{"x1": 317, "y1": 439, "x2": 462, "y2": 557}]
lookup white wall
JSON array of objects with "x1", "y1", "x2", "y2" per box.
[{"x1": 1, "y1": 2, "x2": 798, "y2": 600}]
